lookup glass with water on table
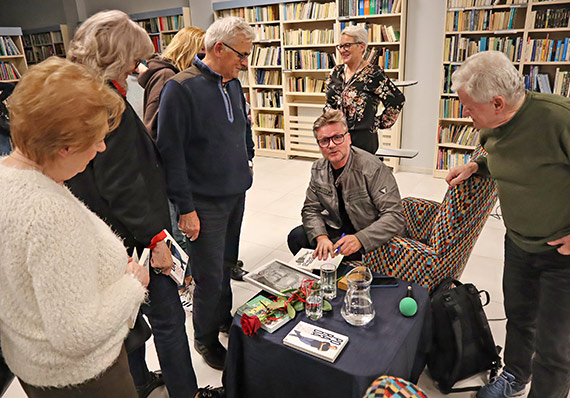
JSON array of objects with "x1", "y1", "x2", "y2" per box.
[
  {"x1": 320, "y1": 263, "x2": 337, "y2": 300},
  {"x1": 305, "y1": 283, "x2": 323, "y2": 321}
]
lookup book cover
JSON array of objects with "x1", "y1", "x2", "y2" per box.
[
  {"x1": 244, "y1": 259, "x2": 320, "y2": 297},
  {"x1": 236, "y1": 294, "x2": 291, "y2": 333},
  {"x1": 289, "y1": 248, "x2": 343, "y2": 271},
  {"x1": 283, "y1": 321, "x2": 349, "y2": 363},
  {"x1": 163, "y1": 229, "x2": 188, "y2": 286}
]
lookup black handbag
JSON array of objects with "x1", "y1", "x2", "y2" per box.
[{"x1": 124, "y1": 311, "x2": 152, "y2": 354}]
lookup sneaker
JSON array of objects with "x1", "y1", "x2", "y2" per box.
[
  {"x1": 136, "y1": 370, "x2": 164, "y2": 398},
  {"x1": 476, "y1": 371, "x2": 526, "y2": 398},
  {"x1": 179, "y1": 284, "x2": 193, "y2": 314},
  {"x1": 230, "y1": 260, "x2": 248, "y2": 281},
  {"x1": 194, "y1": 340, "x2": 227, "y2": 370},
  {"x1": 195, "y1": 385, "x2": 225, "y2": 398}
]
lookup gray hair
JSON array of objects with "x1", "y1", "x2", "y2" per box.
[
  {"x1": 341, "y1": 25, "x2": 368, "y2": 49},
  {"x1": 451, "y1": 51, "x2": 524, "y2": 105},
  {"x1": 67, "y1": 10, "x2": 154, "y2": 89},
  {"x1": 204, "y1": 17, "x2": 255, "y2": 51},
  {"x1": 313, "y1": 110, "x2": 348, "y2": 137}
]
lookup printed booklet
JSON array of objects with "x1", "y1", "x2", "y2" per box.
[
  {"x1": 236, "y1": 294, "x2": 291, "y2": 333},
  {"x1": 289, "y1": 248, "x2": 343, "y2": 271},
  {"x1": 283, "y1": 321, "x2": 349, "y2": 363}
]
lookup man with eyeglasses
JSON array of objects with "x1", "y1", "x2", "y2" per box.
[
  {"x1": 156, "y1": 17, "x2": 255, "y2": 372},
  {"x1": 287, "y1": 110, "x2": 405, "y2": 262}
]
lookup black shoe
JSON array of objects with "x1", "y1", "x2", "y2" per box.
[
  {"x1": 195, "y1": 386, "x2": 225, "y2": 398},
  {"x1": 194, "y1": 341, "x2": 227, "y2": 370},
  {"x1": 219, "y1": 319, "x2": 232, "y2": 334},
  {"x1": 136, "y1": 370, "x2": 164, "y2": 398},
  {"x1": 230, "y1": 260, "x2": 248, "y2": 281}
]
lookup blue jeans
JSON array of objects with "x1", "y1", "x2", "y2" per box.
[
  {"x1": 190, "y1": 193, "x2": 244, "y2": 346},
  {"x1": 128, "y1": 269, "x2": 198, "y2": 397},
  {"x1": 503, "y1": 235, "x2": 570, "y2": 398},
  {"x1": 0, "y1": 134, "x2": 11, "y2": 156}
]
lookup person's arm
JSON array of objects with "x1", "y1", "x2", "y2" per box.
[
  {"x1": 445, "y1": 161, "x2": 480, "y2": 187},
  {"x1": 240, "y1": 84, "x2": 255, "y2": 161},
  {"x1": 324, "y1": 67, "x2": 340, "y2": 112},
  {"x1": 374, "y1": 69, "x2": 405, "y2": 129}
]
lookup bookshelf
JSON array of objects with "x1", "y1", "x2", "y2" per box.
[
  {"x1": 214, "y1": 0, "x2": 408, "y2": 166},
  {"x1": 131, "y1": 7, "x2": 192, "y2": 54},
  {"x1": 22, "y1": 25, "x2": 70, "y2": 65},
  {"x1": 0, "y1": 27, "x2": 28, "y2": 83},
  {"x1": 434, "y1": 0, "x2": 570, "y2": 177}
]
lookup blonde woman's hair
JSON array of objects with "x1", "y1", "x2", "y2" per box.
[
  {"x1": 67, "y1": 10, "x2": 154, "y2": 89},
  {"x1": 341, "y1": 25, "x2": 368, "y2": 49},
  {"x1": 9, "y1": 57, "x2": 125, "y2": 165},
  {"x1": 162, "y1": 27, "x2": 205, "y2": 71},
  {"x1": 313, "y1": 110, "x2": 348, "y2": 137},
  {"x1": 204, "y1": 17, "x2": 255, "y2": 51}
]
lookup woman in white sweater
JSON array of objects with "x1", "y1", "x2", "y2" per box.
[{"x1": 0, "y1": 57, "x2": 149, "y2": 397}]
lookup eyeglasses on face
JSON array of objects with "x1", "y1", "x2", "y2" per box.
[
  {"x1": 336, "y1": 42, "x2": 362, "y2": 51},
  {"x1": 317, "y1": 131, "x2": 349, "y2": 148},
  {"x1": 222, "y1": 42, "x2": 250, "y2": 61},
  {"x1": 134, "y1": 59, "x2": 142, "y2": 69}
]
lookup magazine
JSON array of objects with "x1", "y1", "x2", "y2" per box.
[
  {"x1": 283, "y1": 321, "x2": 349, "y2": 363},
  {"x1": 243, "y1": 259, "x2": 319, "y2": 297},
  {"x1": 289, "y1": 248, "x2": 344, "y2": 271},
  {"x1": 236, "y1": 294, "x2": 291, "y2": 333}
]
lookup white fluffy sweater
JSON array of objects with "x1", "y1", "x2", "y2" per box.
[{"x1": 0, "y1": 163, "x2": 146, "y2": 387}]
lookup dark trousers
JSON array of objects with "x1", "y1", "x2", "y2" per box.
[
  {"x1": 128, "y1": 270, "x2": 198, "y2": 398},
  {"x1": 503, "y1": 235, "x2": 570, "y2": 398},
  {"x1": 190, "y1": 193, "x2": 245, "y2": 346},
  {"x1": 287, "y1": 225, "x2": 362, "y2": 261}
]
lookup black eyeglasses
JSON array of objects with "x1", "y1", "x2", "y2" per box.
[
  {"x1": 336, "y1": 42, "x2": 362, "y2": 51},
  {"x1": 223, "y1": 43, "x2": 250, "y2": 61},
  {"x1": 134, "y1": 59, "x2": 142, "y2": 69},
  {"x1": 317, "y1": 132, "x2": 349, "y2": 148}
]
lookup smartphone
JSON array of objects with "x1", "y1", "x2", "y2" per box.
[{"x1": 370, "y1": 275, "x2": 399, "y2": 288}]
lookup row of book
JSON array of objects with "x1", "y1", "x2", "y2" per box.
[
  {"x1": 281, "y1": 2, "x2": 337, "y2": 21},
  {"x1": 439, "y1": 98, "x2": 467, "y2": 119},
  {"x1": 252, "y1": 46, "x2": 281, "y2": 67},
  {"x1": 287, "y1": 76, "x2": 326, "y2": 93},
  {"x1": 436, "y1": 148, "x2": 473, "y2": 170},
  {"x1": 245, "y1": 5, "x2": 279, "y2": 23},
  {"x1": 525, "y1": 37, "x2": 570, "y2": 62},
  {"x1": 284, "y1": 50, "x2": 336, "y2": 70},
  {"x1": 364, "y1": 47, "x2": 400, "y2": 69},
  {"x1": 448, "y1": 0, "x2": 526, "y2": 8},
  {"x1": 339, "y1": 0, "x2": 403, "y2": 17},
  {"x1": 138, "y1": 16, "x2": 183, "y2": 34},
  {"x1": 438, "y1": 124, "x2": 480, "y2": 147},
  {"x1": 0, "y1": 36, "x2": 21, "y2": 56},
  {"x1": 446, "y1": 8, "x2": 523, "y2": 32},
  {"x1": 238, "y1": 70, "x2": 249, "y2": 86},
  {"x1": 284, "y1": 29, "x2": 335, "y2": 46},
  {"x1": 150, "y1": 36, "x2": 161, "y2": 53},
  {"x1": 253, "y1": 25, "x2": 280, "y2": 42},
  {"x1": 253, "y1": 89, "x2": 283, "y2": 108},
  {"x1": 256, "y1": 133, "x2": 285, "y2": 150},
  {"x1": 342, "y1": 22, "x2": 400, "y2": 43},
  {"x1": 217, "y1": 8, "x2": 245, "y2": 19},
  {"x1": 444, "y1": 36, "x2": 523, "y2": 62},
  {"x1": 23, "y1": 32, "x2": 52, "y2": 47},
  {"x1": 531, "y1": 8, "x2": 570, "y2": 29},
  {"x1": 442, "y1": 64, "x2": 460, "y2": 94},
  {"x1": 162, "y1": 33, "x2": 176, "y2": 48},
  {"x1": 0, "y1": 61, "x2": 21, "y2": 80},
  {"x1": 256, "y1": 69, "x2": 282, "y2": 85},
  {"x1": 551, "y1": 68, "x2": 570, "y2": 97},
  {"x1": 256, "y1": 113, "x2": 284, "y2": 129}
]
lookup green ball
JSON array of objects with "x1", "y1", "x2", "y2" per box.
[{"x1": 399, "y1": 297, "x2": 417, "y2": 317}]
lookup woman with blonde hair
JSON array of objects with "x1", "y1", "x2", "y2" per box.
[
  {"x1": 0, "y1": 56, "x2": 148, "y2": 398},
  {"x1": 138, "y1": 26, "x2": 205, "y2": 139},
  {"x1": 66, "y1": 10, "x2": 219, "y2": 398}
]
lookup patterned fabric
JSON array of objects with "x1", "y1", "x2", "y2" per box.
[
  {"x1": 402, "y1": 198, "x2": 439, "y2": 243},
  {"x1": 362, "y1": 375, "x2": 428, "y2": 398}
]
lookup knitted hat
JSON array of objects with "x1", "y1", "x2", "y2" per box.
[{"x1": 363, "y1": 375, "x2": 428, "y2": 398}]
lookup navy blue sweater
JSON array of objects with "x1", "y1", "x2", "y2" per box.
[{"x1": 157, "y1": 57, "x2": 254, "y2": 214}]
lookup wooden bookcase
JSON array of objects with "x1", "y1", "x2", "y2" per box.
[
  {"x1": 131, "y1": 7, "x2": 192, "y2": 54},
  {"x1": 0, "y1": 27, "x2": 28, "y2": 83},
  {"x1": 22, "y1": 25, "x2": 70, "y2": 65},
  {"x1": 434, "y1": 0, "x2": 570, "y2": 178},
  {"x1": 214, "y1": 0, "x2": 408, "y2": 168}
]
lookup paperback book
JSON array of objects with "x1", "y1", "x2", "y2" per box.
[
  {"x1": 236, "y1": 294, "x2": 291, "y2": 333},
  {"x1": 244, "y1": 259, "x2": 319, "y2": 297},
  {"x1": 283, "y1": 321, "x2": 349, "y2": 363},
  {"x1": 289, "y1": 248, "x2": 343, "y2": 271}
]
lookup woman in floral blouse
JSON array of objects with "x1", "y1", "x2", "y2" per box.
[{"x1": 325, "y1": 25, "x2": 405, "y2": 154}]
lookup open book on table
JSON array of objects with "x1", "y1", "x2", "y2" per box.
[{"x1": 289, "y1": 248, "x2": 343, "y2": 271}]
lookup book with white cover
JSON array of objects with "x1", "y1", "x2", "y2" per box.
[
  {"x1": 283, "y1": 321, "x2": 349, "y2": 363},
  {"x1": 244, "y1": 259, "x2": 319, "y2": 297},
  {"x1": 289, "y1": 248, "x2": 343, "y2": 271},
  {"x1": 162, "y1": 229, "x2": 188, "y2": 285}
]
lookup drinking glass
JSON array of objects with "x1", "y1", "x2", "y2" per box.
[
  {"x1": 305, "y1": 284, "x2": 323, "y2": 321},
  {"x1": 320, "y1": 263, "x2": 337, "y2": 300}
]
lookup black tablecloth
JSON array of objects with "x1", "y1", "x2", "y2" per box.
[{"x1": 224, "y1": 280, "x2": 432, "y2": 398}]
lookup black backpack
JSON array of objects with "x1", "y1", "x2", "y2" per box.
[{"x1": 427, "y1": 278, "x2": 501, "y2": 393}]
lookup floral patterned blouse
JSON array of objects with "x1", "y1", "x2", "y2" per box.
[{"x1": 324, "y1": 63, "x2": 405, "y2": 154}]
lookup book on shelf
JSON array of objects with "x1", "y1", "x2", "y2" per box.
[
  {"x1": 0, "y1": 37, "x2": 21, "y2": 56},
  {"x1": 0, "y1": 62, "x2": 21, "y2": 80},
  {"x1": 289, "y1": 248, "x2": 343, "y2": 271},
  {"x1": 283, "y1": 321, "x2": 349, "y2": 363},
  {"x1": 243, "y1": 259, "x2": 319, "y2": 297},
  {"x1": 236, "y1": 294, "x2": 291, "y2": 333}
]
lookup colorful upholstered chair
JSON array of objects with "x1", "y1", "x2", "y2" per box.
[
  {"x1": 361, "y1": 148, "x2": 497, "y2": 291},
  {"x1": 363, "y1": 375, "x2": 428, "y2": 398}
]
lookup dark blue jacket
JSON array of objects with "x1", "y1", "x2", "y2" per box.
[{"x1": 157, "y1": 56, "x2": 254, "y2": 214}]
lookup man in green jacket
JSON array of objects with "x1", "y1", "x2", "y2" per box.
[{"x1": 447, "y1": 51, "x2": 570, "y2": 398}]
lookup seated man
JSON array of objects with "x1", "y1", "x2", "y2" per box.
[{"x1": 287, "y1": 110, "x2": 405, "y2": 261}]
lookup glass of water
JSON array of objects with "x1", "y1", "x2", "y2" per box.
[
  {"x1": 305, "y1": 283, "x2": 323, "y2": 321},
  {"x1": 320, "y1": 263, "x2": 337, "y2": 300}
]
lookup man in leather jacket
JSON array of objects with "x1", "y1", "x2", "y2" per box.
[{"x1": 287, "y1": 110, "x2": 405, "y2": 261}]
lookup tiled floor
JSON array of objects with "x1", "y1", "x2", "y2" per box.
[{"x1": 3, "y1": 156, "x2": 538, "y2": 398}]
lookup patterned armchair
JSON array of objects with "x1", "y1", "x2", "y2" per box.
[{"x1": 360, "y1": 148, "x2": 497, "y2": 291}]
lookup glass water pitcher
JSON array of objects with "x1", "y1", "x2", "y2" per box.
[{"x1": 341, "y1": 266, "x2": 375, "y2": 326}]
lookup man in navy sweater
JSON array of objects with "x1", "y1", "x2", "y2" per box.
[{"x1": 157, "y1": 17, "x2": 255, "y2": 370}]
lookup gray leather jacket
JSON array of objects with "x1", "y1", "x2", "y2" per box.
[{"x1": 301, "y1": 147, "x2": 405, "y2": 253}]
